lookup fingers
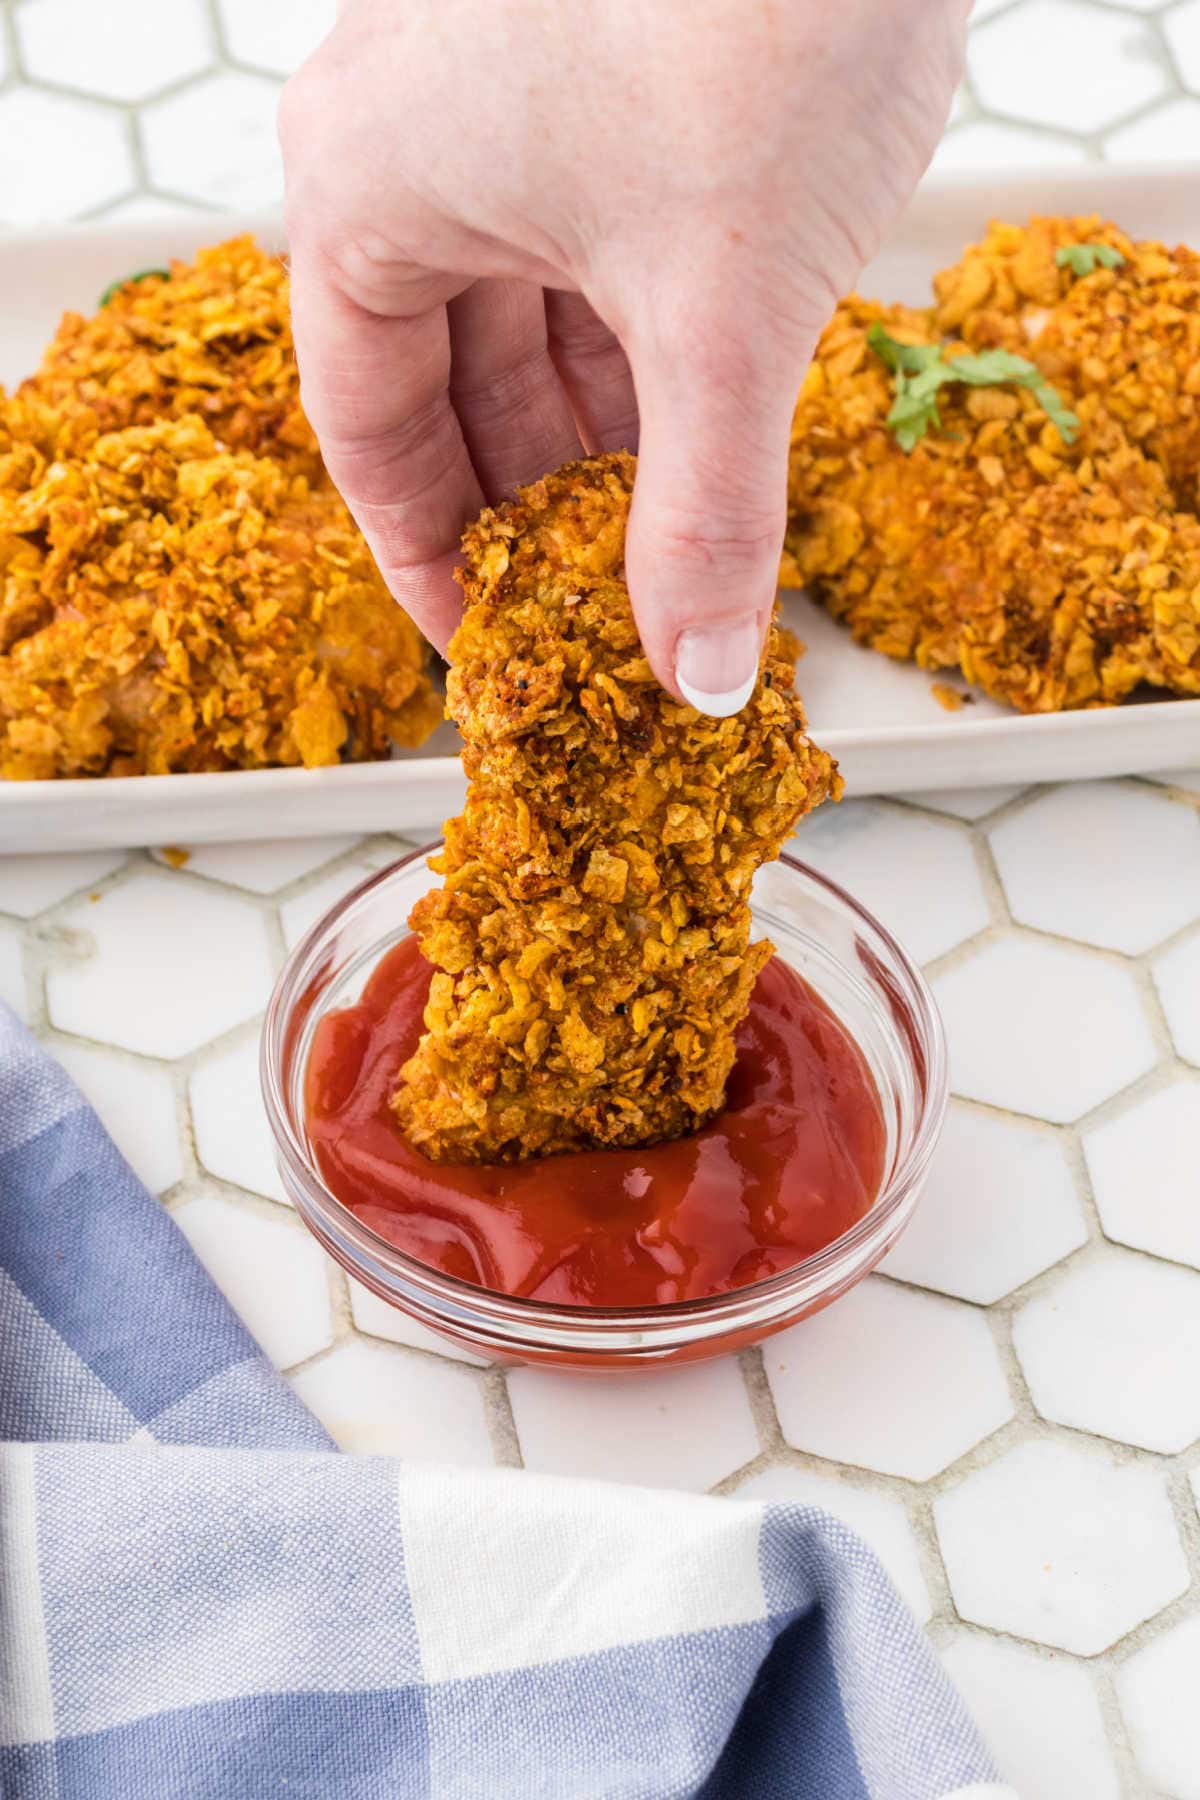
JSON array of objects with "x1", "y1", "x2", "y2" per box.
[
  {"x1": 447, "y1": 279, "x2": 583, "y2": 499},
  {"x1": 622, "y1": 298, "x2": 814, "y2": 714},
  {"x1": 544, "y1": 291, "x2": 639, "y2": 456},
  {"x1": 286, "y1": 243, "x2": 481, "y2": 655}
]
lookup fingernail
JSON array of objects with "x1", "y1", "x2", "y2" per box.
[{"x1": 674, "y1": 614, "x2": 761, "y2": 717}]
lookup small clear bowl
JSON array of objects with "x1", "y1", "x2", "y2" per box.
[{"x1": 261, "y1": 843, "x2": 947, "y2": 1370}]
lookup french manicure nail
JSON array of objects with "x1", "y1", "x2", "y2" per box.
[{"x1": 674, "y1": 613, "x2": 761, "y2": 718}]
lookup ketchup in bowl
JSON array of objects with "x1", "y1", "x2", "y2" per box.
[{"x1": 305, "y1": 935, "x2": 886, "y2": 1309}]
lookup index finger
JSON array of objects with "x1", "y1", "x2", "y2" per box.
[{"x1": 286, "y1": 245, "x2": 483, "y2": 654}]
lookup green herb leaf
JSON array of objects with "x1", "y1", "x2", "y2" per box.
[
  {"x1": 865, "y1": 322, "x2": 942, "y2": 376},
  {"x1": 99, "y1": 268, "x2": 170, "y2": 307},
  {"x1": 946, "y1": 348, "x2": 1048, "y2": 386},
  {"x1": 1055, "y1": 242, "x2": 1125, "y2": 278},
  {"x1": 886, "y1": 384, "x2": 943, "y2": 452},
  {"x1": 867, "y1": 326, "x2": 1078, "y2": 450},
  {"x1": 1029, "y1": 380, "x2": 1080, "y2": 444}
]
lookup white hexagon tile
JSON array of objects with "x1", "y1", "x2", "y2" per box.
[
  {"x1": 1012, "y1": 1248, "x2": 1200, "y2": 1454},
  {"x1": 789, "y1": 800, "x2": 991, "y2": 965},
  {"x1": 189, "y1": 1033, "x2": 291, "y2": 1205},
  {"x1": 932, "y1": 935, "x2": 1158, "y2": 1123},
  {"x1": 764, "y1": 1277, "x2": 1014, "y2": 1482},
  {"x1": 45, "y1": 869, "x2": 274, "y2": 1058},
  {"x1": 1085, "y1": 1079, "x2": 1200, "y2": 1270},
  {"x1": 289, "y1": 1338, "x2": 495, "y2": 1465},
  {"x1": 5, "y1": 5, "x2": 1200, "y2": 1795},
  {"x1": 880, "y1": 1101, "x2": 1086, "y2": 1304},
  {"x1": 941, "y1": 1632, "x2": 1122, "y2": 1800},
  {"x1": 507, "y1": 1361, "x2": 761, "y2": 1493},
  {"x1": 0, "y1": 89, "x2": 134, "y2": 225},
  {"x1": 968, "y1": 0, "x2": 1169, "y2": 134},
  {"x1": 1118, "y1": 1615, "x2": 1200, "y2": 1800},
  {"x1": 217, "y1": 0, "x2": 336, "y2": 78},
  {"x1": 1154, "y1": 931, "x2": 1200, "y2": 1065},
  {"x1": 16, "y1": 0, "x2": 214, "y2": 104},
  {"x1": 141, "y1": 69, "x2": 283, "y2": 209},
  {"x1": 934, "y1": 1439, "x2": 1188, "y2": 1656},
  {"x1": 988, "y1": 781, "x2": 1200, "y2": 956}
]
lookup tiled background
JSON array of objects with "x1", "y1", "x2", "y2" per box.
[
  {"x1": 2, "y1": 3, "x2": 1200, "y2": 1796},
  {"x1": 4, "y1": 0, "x2": 1200, "y2": 226}
]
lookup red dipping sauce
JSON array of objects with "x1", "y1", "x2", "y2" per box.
[{"x1": 305, "y1": 937, "x2": 886, "y2": 1308}]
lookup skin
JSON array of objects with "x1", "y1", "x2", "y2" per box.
[{"x1": 279, "y1": 0, "x2": 969, "y2": 712}]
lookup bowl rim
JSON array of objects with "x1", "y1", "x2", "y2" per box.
[{"x1": 260, "y1": 841, "x2": 948, "y2": 1331}]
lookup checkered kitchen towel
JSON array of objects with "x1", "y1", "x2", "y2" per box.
[{"x1": 0, "y1": 1003, "x2": 1014, "y2": 1800}]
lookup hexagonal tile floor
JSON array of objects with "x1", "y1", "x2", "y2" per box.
[
  {"x1": 4, "y1": 4, "x2": 1200, "y2": 1791},
  {"x1": 5, "y1": 783, "x2": 1199, "y2": 1800}
]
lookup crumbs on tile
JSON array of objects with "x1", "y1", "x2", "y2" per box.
[{"x1": 159, "y1": 846, "x2": 191, "y2": 869}]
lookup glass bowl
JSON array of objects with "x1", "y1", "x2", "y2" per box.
[{"x1": 261, "y1": 843, "x2": 947, "y2": 1370}]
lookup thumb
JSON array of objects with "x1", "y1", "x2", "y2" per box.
[{"x1": 622, "y1": 301, "x2": 815, "y2": 715}]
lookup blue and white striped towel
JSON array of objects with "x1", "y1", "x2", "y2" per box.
[{"x1": 0, "y1": 1002, "x2": 1014, "y2": 1800}]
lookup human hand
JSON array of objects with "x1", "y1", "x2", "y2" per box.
[{"x1": 280, "y1": 0, "x2": 968, "y2": 713}]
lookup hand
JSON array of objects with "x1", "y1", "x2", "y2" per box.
[{"x1": 280, "y1": 0, "x2": 968, "y2": 713}]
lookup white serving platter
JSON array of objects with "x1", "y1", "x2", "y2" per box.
[{"x1": 2, "y1": 166, "x2": 1198, "y2": 852}]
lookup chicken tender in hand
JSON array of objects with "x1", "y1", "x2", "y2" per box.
[{"x1": 394, "y1": 452, "x2": 840, "y2": 1164}]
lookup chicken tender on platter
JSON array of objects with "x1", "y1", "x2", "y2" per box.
[
  {"x1": 0, "y1": 403, "x2": 440, "y2": 778},
  {"x1": 930, "y1": 214, "x2": 1134, "y2": 347},
  {"x1": 1035, "y1": 240, "x2": 1200, "y2": 510},
  {"x1": 23, "y1": 235, "x2": 321, "y2": 475},
  {"x1": 934, "y1": 215, "x2": 1200, "y2": 507},
  {"x1": 394, "y1": 451, "x2": 840, "y2": 1164},
  {"x1": 783, "y1": 293, "x2": 1200, "y2": 711}
]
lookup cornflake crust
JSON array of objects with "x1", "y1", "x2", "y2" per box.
[
  {"x1": 782, "y1": 221, "x2": 1200, "y2": 713},
  {"x1": 0, "y1": 236, "x2": 442, "y2": 778},
  {"x1": 934, "y1": 214, "x2": 1200, "y2": 506},
  {"x1": 24, "y1": 235, "x2": 321, "y2": 476},
  {"x1": 394, "y1": 451, "x2": 840, "y2": 1164},
  {"x1": 0, "y1": 405, "x2": 440, "y2": 777}
]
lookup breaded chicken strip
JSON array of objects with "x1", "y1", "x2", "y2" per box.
[
  {"x1": 934, "y1": 215, "x2": 1200, "y2": 507},
  {"x1": 0, "y1": 404, "x2": 440, "y2": 778},
  {"x1": 23, "y1": 236, "x2": 321, "y2": 476},
  {"x1": 783, "y1": 296, "x2": 1200, "y2": 711},
  {"x1": 394, "y1": 452, "x2": 839, "y2": 1163},
  {"x1": 1, "y1": 235, "x2": 444, "y2": 777},
  {"x1": 931, "y1": 214, "x2": 1134, "y2": 345}
]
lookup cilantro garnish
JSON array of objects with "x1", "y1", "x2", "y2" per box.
[
  {"x1": 866, "y1": 322, "x2": 1079, "y2": 453},
  {"x1": 99, "y1": 268, "x2": 170, "y2": 307},
  {"x1": 1055, "y1": 242, "x2": 1125, "y2": 278}
]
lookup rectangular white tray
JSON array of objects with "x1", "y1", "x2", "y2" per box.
[{"x1": 2, "y1": 165, "x2": 1198, "y2": 852}]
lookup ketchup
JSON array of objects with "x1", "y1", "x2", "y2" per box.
[{"x1": 305, "y1": 936, "x2": 886, "y2": 1308}]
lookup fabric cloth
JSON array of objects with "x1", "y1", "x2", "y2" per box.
[{"x1": 0, "y1": 1002, "x2": 1013, "y2": 1800}]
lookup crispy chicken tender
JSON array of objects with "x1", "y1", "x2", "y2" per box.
[
  {"x1": 0, "y1": 404, "x2": 441, "y2": 778},
  {"x1": 931, "y1": 214, "x2": 1134, "y2": 346},
  {"x1": 394, "y1": 452, "x2": 840, "y2": 1163},
  {"x1": 1035, "y1": 240, "x2": 1200, "y2": 509},
  {"x1": 934, "y1": 216, "x2": 1200, "y2": 507},
  {"x1": 22, "y1": 236, "x2": 321, "y2": 476},
  {"x1": 783, "y1": 293, "x2": 1200, "y2": 711},
  {"x1": 1, "y1": 234, "x2": 442, "y2": 777}
]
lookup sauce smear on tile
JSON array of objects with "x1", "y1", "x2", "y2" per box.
[{"x1": 305, "y1": 935, "x2": 886, "y2": 1306}]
